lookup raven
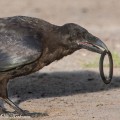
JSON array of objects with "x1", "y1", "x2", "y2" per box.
[{"x1": 0, "y1": 16, "x2": 108, "y2": 115}]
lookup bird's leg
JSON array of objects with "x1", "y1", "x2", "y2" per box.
[
  {"x1": 0, "y1": 79, "x2": 25, "y2": 115},
  {"x1": 0, "y1": 101, "x2": 7, "y2": 114},
  {"x1": 0, "y1": 79, "x2": 8, "y2": 114},
  {"x1": 0, "y1": 105, "x2": 7, "y2": 114},
  {"x1": 3, "y1": 98, "x2": 25, "y2": 115}
]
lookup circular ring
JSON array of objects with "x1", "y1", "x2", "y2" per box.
[{"x1": 99, "y1": 50, "x2": 113, "y2": 84}]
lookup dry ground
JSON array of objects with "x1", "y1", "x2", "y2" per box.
[{"x1": 0, "y1": 0, "x2": 120, "y2": 120}]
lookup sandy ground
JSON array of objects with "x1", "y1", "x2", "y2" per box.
[{"x1": 0, "y1": 0, "x2": 120, "y2": 120}]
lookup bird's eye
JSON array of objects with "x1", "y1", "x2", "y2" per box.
[
  {"x1": 71, "y1": 33, "x2": 76, "y2": 39},
  {"x1": 69, "y1": 36, "x2": 73, "y2": 42},
  {"x1": 82, "y1": 29, "x2": 87, "y2": 38}
]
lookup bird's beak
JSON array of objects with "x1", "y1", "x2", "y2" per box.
[{"x1": 79, "y1": 32, "x2": 108, "y2": 54}]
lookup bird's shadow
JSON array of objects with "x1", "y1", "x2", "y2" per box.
[{"x1": 8, "y1": 70, "x2": 120, "y2": 102}]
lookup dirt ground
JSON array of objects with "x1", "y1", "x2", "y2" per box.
[{"x1": 0, "y1": 0, "x2": 120, "y2": 120}]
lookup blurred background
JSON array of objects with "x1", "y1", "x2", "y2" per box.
[
  {"x1": 1, "y1": 1, "x2": 120, "y2": 119},
  {"x1": 0, "y1": 0, "x2": 120, "y2": 68}
]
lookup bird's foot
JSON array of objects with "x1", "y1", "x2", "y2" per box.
[
  {"x1": 0, "y1": 107, "x2": 12, "y2": 118},
  {"x1": 0, "y1": 110, "x2": 28, "y2": 118},
  {"x1": 21, "y1": 110, "x2": 48, "y2": 118},
  {"x1": 12, "y1": 110, "x2": 48, "y2": 118},
  {"x1": 0, "y1": 107, "x2": 8, "y2": 115},
  {"x1": 0, "y1": 109, "x2": 48, "y2": 118}
]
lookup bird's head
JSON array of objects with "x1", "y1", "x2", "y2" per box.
[{"x1": 60, "y1": 23, "x2": 108, "y2": 54}]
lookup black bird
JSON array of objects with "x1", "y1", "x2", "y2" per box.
[{"x1": 0, "y1": 16, "x2": 108, "y2": 115}]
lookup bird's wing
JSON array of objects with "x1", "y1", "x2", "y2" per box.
[{"x1": 0, "y1": 21, "x2": 42, "y2": 71}]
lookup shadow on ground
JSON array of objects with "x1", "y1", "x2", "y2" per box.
[{"x1": 8, "y1": 70, "x2": 120, "y2": 103}]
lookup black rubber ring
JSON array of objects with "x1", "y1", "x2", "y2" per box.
[{"x1": 99, "y1": 50, "x2": 113, "y2": 84}]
